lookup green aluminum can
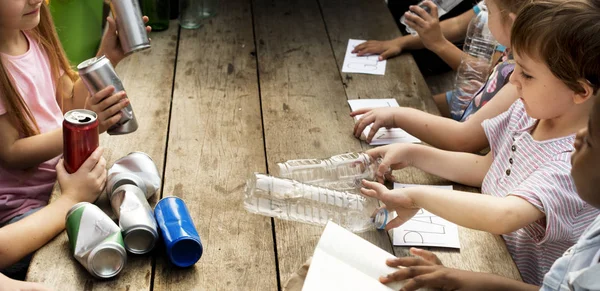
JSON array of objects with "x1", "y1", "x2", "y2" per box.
[{"x1": 66, "y1": 202, "x2": 127, "y2": 278}]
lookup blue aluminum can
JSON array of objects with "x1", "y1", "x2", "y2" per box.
[{"x1": 154, "y1": 197, "x2": 203, "y2": 267}]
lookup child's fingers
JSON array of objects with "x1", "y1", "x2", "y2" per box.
[
  {"x1": 361, "y1": 179, "x2": 387, "y2": 192},
  {"x1": 366, "y1": 121, "x2": 382, "y2": 143},
  {"x1": 379, "y1": 48, "x2": 397, "y2": 60},
  {"x1": 359, "y1": 186, "x2": 378, "y2": 199},
  {"x1": 410, "y1": 248, "x2": 442, "y2": 265},
  {"x1": 404, "y1": 11, "x2": 427, "y2": 28},
  {"x1": 354, "y1": 113, "x2": 374, "y2": 137},
  {"x1": 385, "y1": 215, "x2": 411, "y2": 231},
  {"x1": 88, "y1": 86, "x2": 116, "y2": 106},
  {"x1": 92, "y1": 157, "x2": 107, "y2": 179},
  {"x1": 102, "y1": 113, "x2": 124, "y2": 131},
  {"x1": 386, "y1": 256, "x2": 431, "y2": 268},
  {"x1": 349, "y1": 108, "x2": 371, "y2": 117},
  {"x1": 352, "y1": 42, "x2": 368, "y2": 53},
  {"x1": 422, "y1": 0, "x2": 439, "y2": 19},
  {"x1": 400, "y1": 272, "x2": 442, "y2": 291},
  {"x1": 55, "y1": 159, "x2": 66, "y2": 178},
  {"x1": 409, "y1": 4, "x2": 433, "y2": 22},
  {"x1": 79, "y1": 147, "x2": 104, "y2": 172},
  {"x1": 143, "y1": 16, "x2": 149, "y2": 23},
  {"x1": 379, "y1": 266, "x2": 434, "y2": 285},
  {"x1": 100, "y1": 95, "x2": 129, "y2": 118}
]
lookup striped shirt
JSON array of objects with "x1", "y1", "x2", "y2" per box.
[{"x1": 481, "y1": 99, "x2": 599, "y2": 285}]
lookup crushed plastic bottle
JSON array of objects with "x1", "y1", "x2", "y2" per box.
[{"x1": 243, "y1": 173, "x2": 383, "y2": 232}]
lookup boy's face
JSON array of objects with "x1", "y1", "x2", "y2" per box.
[
  {"x1": 509, "y1": 51, "x2": 582, "y2": 120},
  {"x1": 0, "y1": 0, "x2": 43, "y2": 32},
  {"x1": 572, "y1": 98, "x2": 600, "y2": 208}
]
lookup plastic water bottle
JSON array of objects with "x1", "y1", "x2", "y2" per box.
[
  {"x1": 243, "y1": 173, "x2": 383, "y2": 232},
  {"x1": 449, "y1": 4, "x2": 497, "y2": 119},
  {"x1": 400, "y1": 0, "x2": 463, "y2": 35},
  {"x1": 275, "y1": 152, "x2": 380, "y2": 192}
]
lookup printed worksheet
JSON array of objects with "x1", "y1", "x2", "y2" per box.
[
  {"x1": 392, "y1": 184, "x2": 461, "y2": 249},
  {"x1": 342, "y1": 39, "x2": 387, "y2": 75},
  {"x1": 348, "y1": 99, "x2": 421, "y2": 145},
  {"x1": 303, "y1": 222, "x2": 404, "y2": 291}
]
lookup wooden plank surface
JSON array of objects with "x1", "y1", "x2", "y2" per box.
[
  {"x1": 253, "y1": 0, "x2": 393, "y2": 285},
  {"x1": 26, "y1": 20, "x2": 179, "y2": 290},
  {"x1": 321, "y1": 0, "x2": 521, "y2": 280},
  {"x1": 319, "y1": 0, "x2": 437, "y2": 111},
  {"x1": 152, "y1": 1, "x2": 278, "y2": 290}
]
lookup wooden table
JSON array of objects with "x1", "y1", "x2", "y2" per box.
[{"x1": 27, "y1": 0, "x2": 521, "y2": 289}]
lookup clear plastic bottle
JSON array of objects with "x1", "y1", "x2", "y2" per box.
[
  {"x1": 275, "y1": 152, "x2": 379, "y2": 192},
  {"x1": 244, "y1": 173, "x2": 382, "y2": 232},
  {"x1": 449, "y1": 4, "x2": 497, "y2": 119},
  {"x1": 400, "y1": 0, "x2": 463, "y2": 35}
]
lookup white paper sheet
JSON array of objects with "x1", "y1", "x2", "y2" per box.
[
  {"x1": 348, "y1": 99, "x2": 421, "y2": 145},
  {"x1": 392, "y1": 184, "x2": 461, "y2": 249},
  {"x1": 303, "y1": 222, "x2": 404, "y2": 291},
  {"x1": 342, "y1": 39, "x2": 387, "y2": 75}
]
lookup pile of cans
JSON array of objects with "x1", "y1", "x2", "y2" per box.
[{"x1": 65, "y1": 153, "x2": 203, "y2": 279}]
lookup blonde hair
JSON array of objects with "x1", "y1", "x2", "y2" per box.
[
  {"x1": 511, "y1": 0, "x2": 600, "y2": 95},
  {"x1": 0, "y1": 2, "x2": 77, "y2": 137}
]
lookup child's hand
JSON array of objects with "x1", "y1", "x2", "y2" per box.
[
  {"x1": 350, "y1": 107, "x2": 401, "y2": 143},
  {"x1": 98, "y1": 16, "x2": 152, "y2": 67},
  {"x1": 85, "y1": 86, "x2": 130, "y2": 133},
  {"x1": 360, "y1": 180, "x2": 419, "y2": 231},
  {"x1": 57, "y1": 147, "x2": 107, "y2": 204},
  {"x1": 404, "y1": 1, "x2": 447, "y2": 52},
  {"x1": 351, "y1": 39, "x2": 403, "y2": 61},
  {"x1": 365, "y1": 144, "x2": 415, "y2": 182}
]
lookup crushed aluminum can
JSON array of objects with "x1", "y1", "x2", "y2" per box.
[
  {"x1": 106, "y1": 152, "x2": 161, "y2": 199},
  {"x1": 109, "y1": 184, "x2": 159, "y2": 254},
  {"x1": 65, "y1": 202, "x2": 127, "y2": 278}
]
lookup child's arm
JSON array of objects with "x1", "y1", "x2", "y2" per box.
[
  {"x1": 0, "y1": 148, "x2": 106, "y2": 269},
  {"x1": 351, "y1": 83, "x2": 519, "y2": 152},
  {"x1": 352, "y1": 7, "x2": 474, "y2": 61},
  {"x1": 402, "y1": 1, "x2": 469, "y2": 70},
  {"x1": 367, "y1": 144, "x2": 493, "y2": 187},
  {"x1": 0, "y1": 115, "x2": 62, "y2": 170},
  {"x1": 1, "y1": 86, "x2": 126, "y2": 169},
  {"x1": 380, "y1": 248, "x2": 539, "y2": 291},
  {"x1": 361, "y1": 180, "x2": 544, "y2": 234}
]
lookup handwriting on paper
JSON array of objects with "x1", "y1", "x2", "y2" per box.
[
  {"x1": 342, "y1": 39, "x2": 387, "y2": 75},
  {"x1": 392, "y1": 184, "x2": 461, "y2": 249},
  {"x1": 347, "y1": 99, "x2": 421, "y2": 145}
]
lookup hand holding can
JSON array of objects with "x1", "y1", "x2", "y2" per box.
[{"x1": 63, "y1": 109, "x2": 100, "y2": 173}]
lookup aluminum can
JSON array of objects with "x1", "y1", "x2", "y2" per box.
[
  {"x1": 106, "y1": 152, "x2": 161, "y2": 199},
  {"x1": 65, "y1": 202, "x2": 127, "y2": 278},
  {"x1": 154, "y1": 197, "x2": 203, "y2": 267},
  {"x1": 78, "y1": 56, "x2": 138, "y2": 135},
  {"x1": 109, "y1": 184, "x2": 159, "y2": 254},
  {"x1": 63, "y1": 109, "x2": 99, "y2": 173},
  {"x1": 108, "y1": 0, "x2": 151, "y2": 54}
]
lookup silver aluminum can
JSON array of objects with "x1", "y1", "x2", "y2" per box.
[
  {"x1": 106, "y1": 152, "x2": 161, "y2": 199},
  {"x1": 108, "y1": 0, "x2": 150, "y2": 54},
  {"x1": 109, "y1": 184, "x2": 159, "y2": 254},
  {"x1": 77, "y1": 55, "x2": 138, "y2": 135},
  {"x1": 65, "y1": 202, "x2": 127, "y2": 278}
]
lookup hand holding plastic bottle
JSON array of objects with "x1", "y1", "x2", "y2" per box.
[
  {"x1": 403, "y1": 1, "x2": 447, "y2": 52},
  {"x1": 360, "y1": 180, "x2": 419, "y2": 231},
  {"x1": 365, "y1": 144, "x2": 416, "y2": 183}
]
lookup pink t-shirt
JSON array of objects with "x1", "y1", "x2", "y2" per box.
[
  {"x1": 0, "y1": 32, "x2": 63, "y2": 224},
  {"x1": 482, "y1": 99, "x2": 599, "y2": 285}
]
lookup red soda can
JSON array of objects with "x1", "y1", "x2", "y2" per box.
[{"x1": 63, "y1": 109, "x2": 100, "y2": 173}]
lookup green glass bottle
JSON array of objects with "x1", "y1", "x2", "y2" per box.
[{"x1": 141, "y1": 0, "x2": 170, "y2": 32}]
